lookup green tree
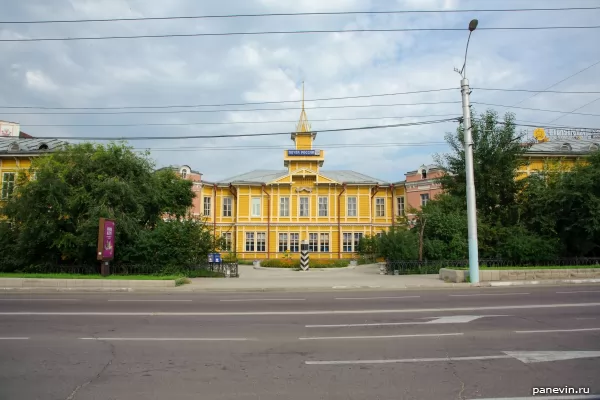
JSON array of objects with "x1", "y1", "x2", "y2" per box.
[
  {"x1": 0, "y1": 142, "x2": 206, "y2": 270},
  {"x1": 436, "y1": 109, "x2": 528, "y2": 225}
]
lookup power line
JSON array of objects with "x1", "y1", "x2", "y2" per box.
[
  {"x1": 19, "y1": 114, "x2": 460, "y2": 127},
  {"x1": 2, "y1": 26, "x2": 599, "y2": 43},
  {"x1": 3, "y1": 6, "x2": 597, "y2": 24},
  {"x1": 473, "y1": 102, "x2": 600, "y2": 117},
  {"x1": 0, "y1": 88, "x2": 457, "y2": 110},
  {"x1": 27, "y1": 118, "x2": 458, "y2": 141},
  {"x1": 474, "y1": 88, "x2": 600, "y2": 94},
  {"x1": 546, "y1": 97, "x2": 600, "y2": 124},
  {"x1": 133, "y1": 141, "x2": 448, "y2": 152},
  {"x1": 510, "y1": 59, "x2": 600, "y2": 106},
  {"x1": 1, "y1": 101, "x2": 462, "y2": 115}
]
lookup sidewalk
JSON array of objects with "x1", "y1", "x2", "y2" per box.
[{"x1": 183, "y1": 264, "x2": 468, "y2": 292}]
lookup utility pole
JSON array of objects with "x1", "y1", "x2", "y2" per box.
[{"x1": 456, "y1": 19, "x2": 480, "y2": 283}]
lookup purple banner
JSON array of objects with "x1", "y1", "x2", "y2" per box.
[{"x1": 102, "y1": 220, "x2": 115, "y2": 260}]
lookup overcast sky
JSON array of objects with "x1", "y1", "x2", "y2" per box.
[{"x1": 1, "y1": 0, "x2": 599, "y2": 182}]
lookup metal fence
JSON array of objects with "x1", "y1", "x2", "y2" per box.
[
  {"x1": 385, "y1": 258, "x2": 600, "y2": 275},
  {"x1": 9, "y1": 262, "x2": 239, "y2": 278}
]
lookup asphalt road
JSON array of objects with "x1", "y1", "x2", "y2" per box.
[{"x1": 1, "y1": 286, "x2": 600, "y2": 400}]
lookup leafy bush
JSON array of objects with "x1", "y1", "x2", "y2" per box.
[
  {"x1": 495, "y1": 225, "x2": 560, "y2": 264},
  {"x1": 259, "y1": 258, "x2": 349, "y2": 268}
]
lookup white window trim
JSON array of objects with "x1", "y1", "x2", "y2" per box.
[
  {"x1": 222, "y1": 232, "x2": 232, "y2": 251},
  {"x1": 299, "y1": 196, "x2": 309, "y2": 217},
  {"x1": 280, "y1": 196, "x2": 290, "y2": 217},
  {"x1": 375, "y1": 197, "x2": 385, "y2": 217},
  {"x1": 203, "y1": 197, "x2": 211, "y2": 217},
  {"x1": 1, "y1": 172, "x2": 16, "y2": 200},
  {"x1": 347, "y1": 196, "x2": 357, "y2": 217},
  {"x1": 318, "y1": 196, "x2": 328, "y2": 217},
  {"x1": 251, "y1": 197, "x2": 261, "y2": 217},
  {"x1": 420, "y1": 193, "x2": 430, "y2": 206},
  {"x1": 397, "y1": 196, "x2": 405, "y2": 216},
  {"x1": 223, "y1": 196, "x2": 233, "y2": 217},
  {"x1": 278, "y1": 232, "x2": 289, "y2": 252},
  {"x1": 256, "y1": 232, "x2": 266, "y2": 252}
]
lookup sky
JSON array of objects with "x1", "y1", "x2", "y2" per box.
[{"x1": 1, "y1": 0, "x2": 599, "y2": 182}]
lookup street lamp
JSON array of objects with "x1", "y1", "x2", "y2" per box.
[{"x1": 456, "y1": 19, "x2": 480, "y2": 284}]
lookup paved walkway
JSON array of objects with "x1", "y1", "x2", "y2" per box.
[{"x1": 186, "y1": 264, "x2": 464, "y2": 292}]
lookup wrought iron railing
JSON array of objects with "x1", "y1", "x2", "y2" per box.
[{"x1": 384, "y1": 258, "x2": 600, "y2": 275}]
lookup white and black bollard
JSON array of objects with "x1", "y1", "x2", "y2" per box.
[{"x1": 300, "y1": 240, "x2": 310, "y2": 271}]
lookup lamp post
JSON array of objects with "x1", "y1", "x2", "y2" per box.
[{"x1": 457, "y1": 19, "x2": 480, "y2": 283}]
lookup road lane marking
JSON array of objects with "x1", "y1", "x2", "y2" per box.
[
  {"x1": 449, "y1": 293, "x2": 530, "y2": 297},
  {"x1": 107, "y1": 300, "x2": 192, "y2": 302},
  {"x1": 515, "y1": 328, "x2": 600, "y2": 334},
  {"x1": 0, "y1": 337, "x2": 29, "y2": 340},
  {"x1": 79, "y1": 337, "x2": 252, "y2": 341},
  {"x1": 1, "y1": 302, "x2": 599, "y2": 316},
  {"x1": 306, "y1": 351, "x2": 600, "y2": 365},
  {"x1": 299, "y1": 333, "x2": 462, "y2": 340},
  {"x1": 576, "y1": 317, "x2": 596, "y2": 320},
  {"x1": 557, "y1": 291, "x2": 600, "y2": 294},
  {"x1": 334, "y1": 296, "x2": 420, "y2": 300},
  {"x1": 219, "y1": 298, "x2": 305, "y2": 302},
  {"x1": 468, "y1": 396, "x2": 599, "y2": 399},
  {"x1": 0, "y1": 299, "x2": 79, "y2": 301},
  {"x1": 306, "y1": 315, "x2": 509, "y2": 328}
]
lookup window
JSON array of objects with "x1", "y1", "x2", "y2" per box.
[
  {"x1": 251, "y1": 197, "x2": 261, "y2": 217},
  {"x1": 299, "y1": 196, "x2": 309, "y2": 217},
  {"x1": 397, "y1": 197, "x2": 405, "y2": 216},
  {"x1": 245, "y1": 232, "x2": 255, "y2": 252},
  {"x1": 420, "y1": 193, "x2": 430, "y2": 206},
  {"x1": 375, "y1": 198, "x2": 385, "y2": 217},
  {"x1": 222, "y1": 232, "x2": 232, "y2": 251},
  {"x1": 290, "y1": 233, "x2": 299, "y2": 252},
  {"x1": 1, "y1": 172, "x2": 15, "y2": 200},
  {"x1": 308, "y1": 233, "x2": 318, "y2": 252},
  {"x1": 223, "y1": 197, "x2": 232, "y2": 217},
  {"x1": 203, "y1": 197, "x2": 211, "y2": 216},
  {"x1": 278, "y1": 233, "x2": 288, "y2": 252},
  {"x1": 320, "y1": 233, "x2": 330, "y2": 252},
  {"x1": 181, "y1": 169, "x2": 187, "y2": 179},
  {"x1": 421, "y1": 170, "x2": 427, "y2": 179},
  {"x1": 256, "y1": 232, "x2": 266, "y2": 252},
  {"x1": 376, "y1": 232, "x2": 383, "y2": 238},
  {"x1": 353, "y1": 233, "x2": 363, "y2": 252},
  {"x1": 342, "y1": 233, "x2": 352, "y2": 252},
  {"x1": 318, "y1": 196, "x2": 328, "y2": 217},
  {"x1": 347, "y1": 196, "x2": 357, "y2": 217},
  {"x1": 280, "y1": 197, "x2": 290, "y2": 217}
]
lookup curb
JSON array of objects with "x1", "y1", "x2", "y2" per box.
[
  {"x1": 252, "y1": 265, "x2": 357, "y2": 271},
  {"x1": 489, "y1": 279, "x2": 600, "y2": 286}
]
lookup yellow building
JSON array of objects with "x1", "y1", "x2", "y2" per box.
[
  {"x1": 519, "y1": 128, "x2": 600, "y2": 176},
  {"x1": 1, "y1": 121, "x2": 67, "y2": 202},
  {"x1": 197, "y1": 105, "x2": 406, "y2": 260}
]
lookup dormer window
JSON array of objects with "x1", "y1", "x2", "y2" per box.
[
  {"x1": 38, "y1": 143, "x2": 49, "y2": 150},
  {"x1": 560, "y1": 143, "x2": 572, "y2": 152},
  {"x1": 590, "y1": 143, "x2": 599, "y2": 152},
  {"x1": 8, "y1": 142, "x2": 19, "y2": 152},
  {"x1": 181, "y1": 169, "x2": 188, "y2": 179},
  {"x1": 421, "y1": 170, "x2": 427, "y2": 179}
]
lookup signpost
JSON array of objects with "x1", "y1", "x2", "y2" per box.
[{"x1": 97, "y1": 218, "x2": 115, "y2": 276}]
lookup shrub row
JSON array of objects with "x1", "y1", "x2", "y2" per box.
[{"x1": 260, "y1": 259, "x2": 349, "y2": 268}]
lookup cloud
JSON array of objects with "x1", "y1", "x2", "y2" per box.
[{"x1": 0, "y1": 0, "x2": 598, "y2": 182}]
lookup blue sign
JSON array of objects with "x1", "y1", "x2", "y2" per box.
[
  {"x1": 288, "y1": 150, "x2": 317, "y2": 156},
  {"x1": 208, "y1": 253, "x2": 222, "y2": 263}
]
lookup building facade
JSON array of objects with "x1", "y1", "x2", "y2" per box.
[
  {"x1": 189, "y1": 107, "x2": 406, "y2": 259},
  {"x1": 0, "y1": 121, "x2": 67, "y2": 202}
]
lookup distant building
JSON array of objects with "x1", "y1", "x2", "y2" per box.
[
  {"x1": 157, "y1": 165, "x2": 203, "y2": 217},
  {"x1": 394, "y1": 164, "x2": 444, "y2": 218},
  {"x1": 0, "y1": 120, "x2": 68, "y2": 201}
]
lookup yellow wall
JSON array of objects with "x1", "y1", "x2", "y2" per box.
[
  {"x1": 0, "y1": 156, "x2": 33, "y2": 202},
  {"x1": 199, "y1": 181, "x2": 406, "y2": 259},
  {"x1": 517, "y1": 155, "x2": 585, "y2": 179}
]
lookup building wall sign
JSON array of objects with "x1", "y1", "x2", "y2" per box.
[
  {"x1": 288, "y1": 150, "x2": 319, "y2": 156},
  {"x1": 534, "y1": 127, "x2": 600, "y2": 141}
]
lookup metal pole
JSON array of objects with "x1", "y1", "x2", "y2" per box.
[{"x1": 460, "y1": 77, "x2": 479, "y2": 283}]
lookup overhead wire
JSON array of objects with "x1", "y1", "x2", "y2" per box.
[
  {"x1": 30, "y1": 117, "x2": 458, "y2": 141},
  {"x1": 473, "y1": 102, "x2": 600, "y2": 117},
  {"x1": 2, "y1": 26, "x2": 600, "y2": 42},
  {"x1": 2, "y1": 6, "x2": 598, "y2": 24}
]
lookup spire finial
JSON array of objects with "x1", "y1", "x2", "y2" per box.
[
  {"x1": 295, "y1": 81, "x2": 311, "y2": 133},
  {"x1": 302, "y1": 80, "x2": 305, "y2": 111}
]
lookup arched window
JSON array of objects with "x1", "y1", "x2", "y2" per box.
[
  {"x1": 181, "y1": 169, "x2": 188, "y2": 179},
  {"x1": 560, "y1": 143, "x2": 572, "y2": 152},
  {"x1": 8, "y1": 142, "x2": 19, "y2": 152},
  {"x1": 38, "y1": 143, "x2": 49, "y2": 150},
  {"x1": 421, "y1": 170, "x2": 427, "y2": 179}
]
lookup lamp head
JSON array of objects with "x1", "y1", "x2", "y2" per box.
[{"x1": 468, "y1": 19, "x2": 478, "y2": 32}]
